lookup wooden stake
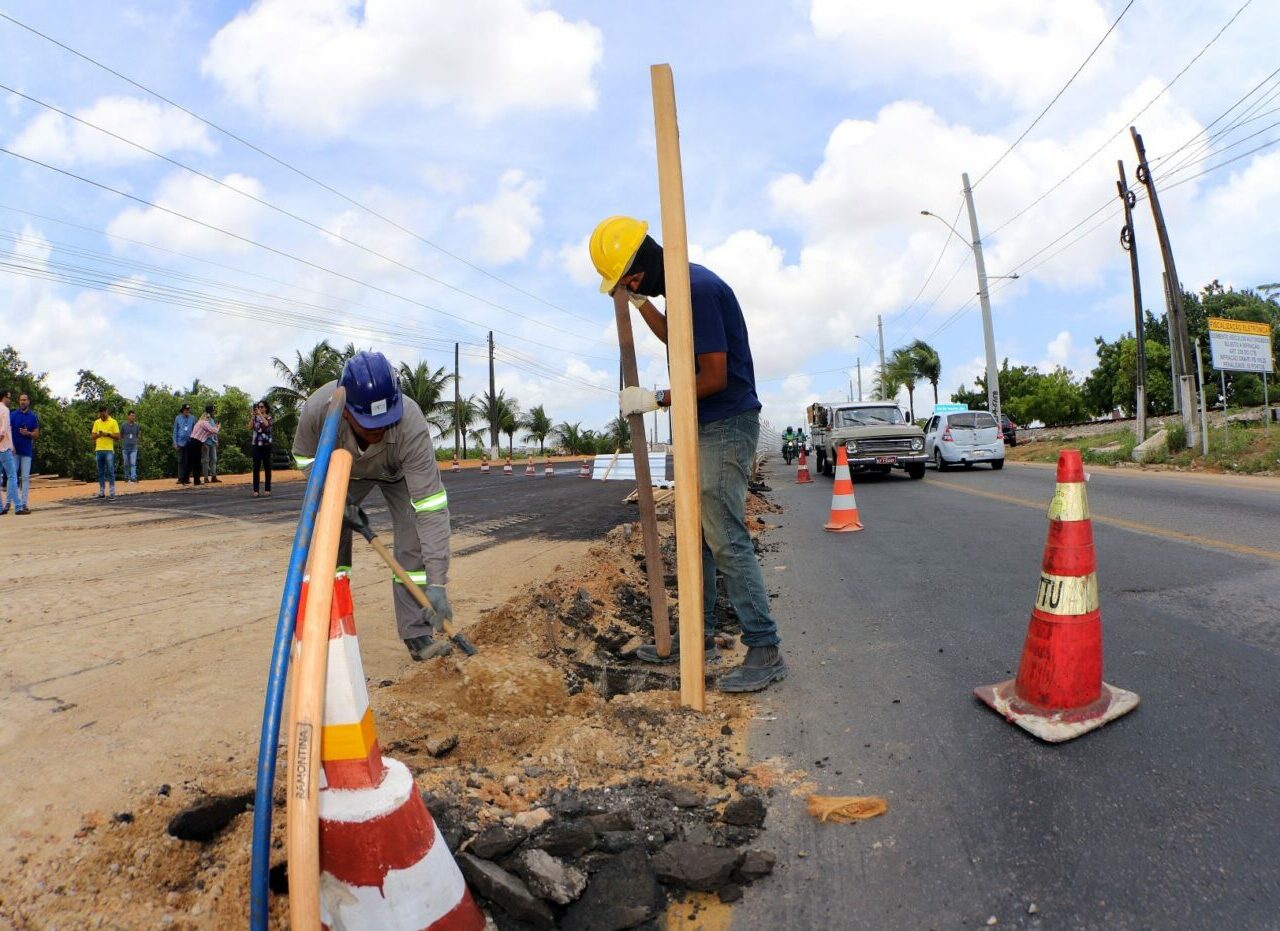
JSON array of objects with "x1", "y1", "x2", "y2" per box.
[
  {"x1": 651, "y1": 63, "x2": 704, "y2": 711},
  {"x1": 287, "y1": 448, "x2": 352, "y2": 930},
  {"x1": 614, "y1": 288, "x2": 672, "y2": 656}
]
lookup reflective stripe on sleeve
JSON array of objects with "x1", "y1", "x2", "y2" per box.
[
  {"x1": 294, "y1": 455, "x2": 315, "y2": 469},
  {"x1": 412, "y1": 489, "x2": 449, "y2": 513},
  {"x1": 393, "y1": 570, "x2": 429, "y2": 586}
]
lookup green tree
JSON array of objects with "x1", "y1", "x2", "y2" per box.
[
  {"x1": 906, "y1": 339, "x2": 943, "y2": 404},
  {"x1": 448, "y1": 395, "x2": 479, "y2": 457},
  {"x1": 520, "y1": 404, "x2": 554, "y2": 455},
  {"x1": 886, "y1": 348, "x2": 919, "y2": 419},
  {"x1": 0, "y1": 346, "x2": 51, "y2": 403},
  {"x1": 1017, "y1": 367, "x2": 1087, "y2": 427},
  {"x1": 495, "y1": 395, "x2": 521, "y2": 457},
  {"x1": 604, "y1": 414, "x2": 631, "y2": 452},
  {"x1": 554, "y1": 421, "x2": 588, "y2": 455},
  {"x1": 397, "y1": 360, "x2": 454, "y2": 437}
]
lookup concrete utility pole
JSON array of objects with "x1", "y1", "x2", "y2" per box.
[
  {"x1": 487, "y1": 330, "x2": 498, "y2": 458},
  {"x1": 962, "y1": 172, "x2": 1001, "y2": 425},
  {"x1": 453, "y1": 342, "x2": 461, "y2": 457},
  {"x1": 876, "y1": 314, "x2": 886, "y2": 400},
  {"x1": 1132, "y1": 126, "x2": 1198, "y2": 447},
  {"x1": 1116, "y1": 161, "x2": 1147, "y2": 441},
  {"x1": 1163, "y1": 272, "x2": 1181, "y2": 413},
  {"x1": 857, "y1": 358, "x2": 863, "y2": 401}
]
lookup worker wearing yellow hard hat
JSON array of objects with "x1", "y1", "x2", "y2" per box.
[{"x1": 587, "y1": 216, "x2": 787, "y2": 694}]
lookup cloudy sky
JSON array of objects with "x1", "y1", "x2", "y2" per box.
[{"x1": 2, "y1": 0, "x2": 1278, "y2": 434}]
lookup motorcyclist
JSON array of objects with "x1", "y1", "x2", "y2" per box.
[{"x1": 782, "y1": 425, "x2": 796, "y2": 463}]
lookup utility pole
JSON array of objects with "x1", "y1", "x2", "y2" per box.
[
  {"x1": 1132, "y1": 126, "x2": 1198, "y2": 447},
  {"x1": 487, "y1": 331, "x2": 498, "y2": 458},
  {"x1": 876, "y1": 314, "x2": 886, "y2": 400},
  {"x1": 857, "y1": 357, "x2": 863, "y2": 401},
  {"x1": 454, "y1": 342, "x2": 461, "y2": 457},
  {"x1": 962, "y1": 172, "x2": 1001, "y2": 424},
  {"x1": 653, "y1": 384, "x2": 659, "y2": 449},
  {"x1": 1117, "y1": 160, "x2": 1147, "y2": 441},
  {"x1": 848, "y1": 378, "x2": 853, "y2": 403},
  {"x1": 1163, "y1": 272, "x2": 1181, "y2": 413}
]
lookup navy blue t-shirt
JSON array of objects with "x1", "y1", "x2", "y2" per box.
[{"x1": 689, "y1": 263, "x2": 762, "y2": 424}]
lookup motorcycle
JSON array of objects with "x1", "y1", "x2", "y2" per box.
[{"x1": 782, "y1": 439, "x2": 795, "y2": 465}]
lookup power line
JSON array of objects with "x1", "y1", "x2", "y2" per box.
[
  {"x1": 0, "y1": 145, "x2": 618, "y2": 364},
  {"x1": 972, "y1": 0, "x2": 1136, "y2": 189},
  {"x1": 0, "y1": 9, "x2": 597, "y2": 328},
  {"x1": 882, "y1": 197, "x2": 965, "y2": 333},
  {"x1": 984, "y1": 0, "x2": 1256, "y2": 239}
]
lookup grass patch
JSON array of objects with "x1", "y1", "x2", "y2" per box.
[
  {"x1": 1006, "y1": 429, "x2": 1137, "y2": 465},
  {"x1": 1161, "y1": 417, "x2": 1280, "y2": 474}
]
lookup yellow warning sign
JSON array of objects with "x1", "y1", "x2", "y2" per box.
[{"x1": 1208, "y1": 317, "x2": 1272, "y2": 337}]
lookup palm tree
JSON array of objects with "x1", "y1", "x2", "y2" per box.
[
  {"x1": 886, "y1": 348, "x2": 920, "y2": 419},
  {"x1": 907, "y1": 339, "x2": 943, "y2": 404},
  {"x1": 554, "y1": 421, "x2": 587, "y2": 455},
  {"x1": 397, "y1": 361, "x2": 454, "y2": 436},
  {"x1": 605, "y1": 414, "x2": 631, "y2": 452},
  {"x1": 495, "y1": 395, "x2": 522, "y2": 457},
  {"x1": 468, "y1": 428, "x2": 487, "y2": 458},
  {"x1": 270, "y1": 341, "x2": 344, "y2": 413},
  {"x1": 480, "y1": 388, "x2": 513, "y2": 455},
  {"x1": 521, "y1": 404, "x2": 554, "y2": 455},
  {"x1": 447, "y1": 394, "x2": 479, "y2": 456}
]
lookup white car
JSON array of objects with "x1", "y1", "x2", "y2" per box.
[{"x1": 924, "y1": 411, "x2": 1005, "y2": 470}]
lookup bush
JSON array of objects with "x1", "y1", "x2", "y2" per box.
[
  {"x1": 219, "y1": 447, "x2": 251, "y2": 474},
  {"x1": 1167, "y1": 422, "x2": 1187, "y2": 452}
]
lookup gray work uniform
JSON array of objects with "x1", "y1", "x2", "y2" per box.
[{"x1": 292, "y1": 381, "x2": 450, "y2": 641}]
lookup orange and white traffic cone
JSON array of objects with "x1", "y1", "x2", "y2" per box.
[
  {"x1": 479, "y1": 457, "x2": 490, "y2": 474},
  {"x1": 544, "y1": 459, "x2": 554, "y2": 477},
  {"x1": 503, "y1": 457, "x2": 513, "y2": 476},
  {"x1": 579, "y1": 458, "x2": 592, "y2": 478},
  {"x1": 974, "y1": 449, "x2": 1138, "y2": 742},
  {"x1": 823, "y1": 445, "x2": 863, "y2": 532},
  {"x1": 795, "y1": 447, "x2": 813, "y2": 484},
  {"x1": 525, "y1": 456, "x2": 536, "y2": 476},
  {"x1": 297, "y1": 575, "x2": 485, "y2": 930}
]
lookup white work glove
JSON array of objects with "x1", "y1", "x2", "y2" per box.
[
  {"x1": 615, "y1": 287, "x2": 648, "y2": 310},
  {"x1": 620, "y1": 386, "x2": 660, "y2": 417}
]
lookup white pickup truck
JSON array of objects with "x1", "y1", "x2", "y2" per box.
[{"x1": 807, "y1": 401, "x2": 927, "y2": 480}]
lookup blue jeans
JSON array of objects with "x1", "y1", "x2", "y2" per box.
[
  {"x1": 0, "y1": 449, "x2": 15, "y2": 510},
  {"x1": 16, "y1": 454, "x2": 31, "y2": 509},
  {"x1": 96, "y1": 450, "x2": 116, "y2": 495},
  {"x1": 122, "y1": 447, "x2": 138, "y2": 482},
  {"x1": 699, "y1": 410, "x2": 779, "y2": 648}
]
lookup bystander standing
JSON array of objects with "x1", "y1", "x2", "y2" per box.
[
  {"x1": 10, "y1": 393, "x2": 38, "y2": 514},
  {"x1": 250, "y1": 400, "x2": 273, "y2": 497},
  {"x1": 90, "y1": 405, "x2": 120, "y2": 499},
  {"x1": 173, "y1": 404, "x2": 196, "y2": 485},
  {"x1": 0, "y1": 389, "x2": 15, "y2": 515},
  {"x1": 188, "y1": 406, "x2": 218, "y2": 487},
  {"x1": 120, "y1": 410, "x2": 141, "y2": 483},
  {"x1": 200, "y1": 405, "x2": 221, "y2": 483}
]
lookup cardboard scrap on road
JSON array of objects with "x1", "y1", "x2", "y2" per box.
[{"x1": 806, "y1": 794, "x2": 889, "y2": 824}]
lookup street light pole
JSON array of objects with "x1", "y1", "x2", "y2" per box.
[
  {"x1": 857, "y1": 357, "x2": 863, "y2": 401},
  {"x1": 961, "y1": 173, "x2": 1001, "y2": 425},
  {"x1": 877, "y1": 314, "x2": 886, "y2": 400}
]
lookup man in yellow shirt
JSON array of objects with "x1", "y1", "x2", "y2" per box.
[{"x1": 90, "y1": 405, "x2": 121, "y2": 499}]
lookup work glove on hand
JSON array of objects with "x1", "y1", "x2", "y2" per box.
[
  {"x1": 613, "y1": 287, "x2": 648, "y2": 310},
  {"x1": 420, "y1": 584, "x2": 453, "y2": 631},
  {"x1": 620, "y1": 386, "x2": 661, "y2": 417}
]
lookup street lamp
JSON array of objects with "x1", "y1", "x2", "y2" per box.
[{"x1": 920, "y1": 175, "x2": 1019, "y2": 424}]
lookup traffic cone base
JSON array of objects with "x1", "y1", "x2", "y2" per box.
[
  {"x1": 823, "y1": 446, "x2": 863, "y2": 532},
  {"x1": 320, "y1": 758, "x2": 484, "y2": 931},
  {"x1": 795, "y1": 448, "x2": 813, "y2": 484},
  {"x1": 973, "y1": 679, "x2": 1139, "y2": 743},
  {"x1": 975, "y1": 449, "x2": 1137, "y2": 742}
]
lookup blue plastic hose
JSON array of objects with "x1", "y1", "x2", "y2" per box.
[{"x1": 249, "y1": 393, "x2": 344, "y2": 930}]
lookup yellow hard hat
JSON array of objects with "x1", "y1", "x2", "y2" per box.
[{"x1": 589, "y1": 216, "x2": 649, "y2": 293}]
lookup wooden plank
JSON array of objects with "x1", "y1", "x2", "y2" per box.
[
  {"x1": 287, "y1": 448, "x2": 352, "y2": 930},
  {"x1": 615, "y1": 290, "x2": 672, "y2": 656},
  {"x1": 651, "y1": 63, "x2": 705, "y2": 711}
]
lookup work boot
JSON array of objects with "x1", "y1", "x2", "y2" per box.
[
  {"x1": 636, "y1": 635, "x2": 719, "y2": 665},
  {"x1": 405, "y1": 634, "x2": 453, "y2": 661},
  {"x1": 718, "y1": 645, "x2": 788, "y2": 693}
]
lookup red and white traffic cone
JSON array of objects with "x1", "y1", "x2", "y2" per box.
[
  {"x1": 503, "y1": 457, "x2": 513, "y2": 476},
  {"x1": 544, "y1": 459, "x2": 554, "y2": 478},
  {"x1": 450, "y1": 457, "x2": 460, "y2": 473},
  {"x1": 479, "y1": 458, "x2": 490, "y2": 474},
  {"x1": 974, "y1": 449, "x2": 1139, "y2": 742},
  {"x1": 525, "y1": 456, "x2": 536, "y2": 476},
  {"x1": 823, "y1": 445, "x2": 863, "y2": 532},
  {"x1": 795, "y1": 447, "x2": 813, "y2": 484},
  {"x1": 297, "y1": 576, "x2": 485, "y2": 930},
  {"x1": 579, "y1": 459, "x2": 592, "y2": 478}
]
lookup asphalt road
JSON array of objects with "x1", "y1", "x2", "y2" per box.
[
  {"x1": 742, "y1": 461, "x2": 1280, "y2": 930},
  {"x1": 61, "y1": 465, "x2": 632, "y2": 553}
]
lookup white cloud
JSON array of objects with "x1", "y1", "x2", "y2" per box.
[
  {"x1": 455, "y1": 170, "x2": 543, "y2": 265},
  {"x1": 810, "y1": 0, "x2": 1113, "y2": 109},
  {"x1": 557, "y1": 234, "x2": 598, "y2": 287},
  {"x1": 202, "y1": 0, "x2": 603, "y2": 133},
  {"x1": 9, "y1": 96, "x2": 215, "y2": 166},
  {"x1": 106, "y1": 171, "x2": 266, "y2": 254}
]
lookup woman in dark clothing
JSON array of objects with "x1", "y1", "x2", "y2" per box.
[{"x1": 250, "y1": 400, "x2": 273, "y2": 497}]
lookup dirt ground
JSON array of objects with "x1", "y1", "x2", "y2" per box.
[
  {"x1": 0, "y1": 492, "x2": 595, "y2": 885},
  {"x1": 1, "y1": 481, "x2": 781, "y2": 929}
]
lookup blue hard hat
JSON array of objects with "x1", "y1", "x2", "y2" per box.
[{"x1": 340, "y1": 350, "x2": 403, "y2": 429}]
